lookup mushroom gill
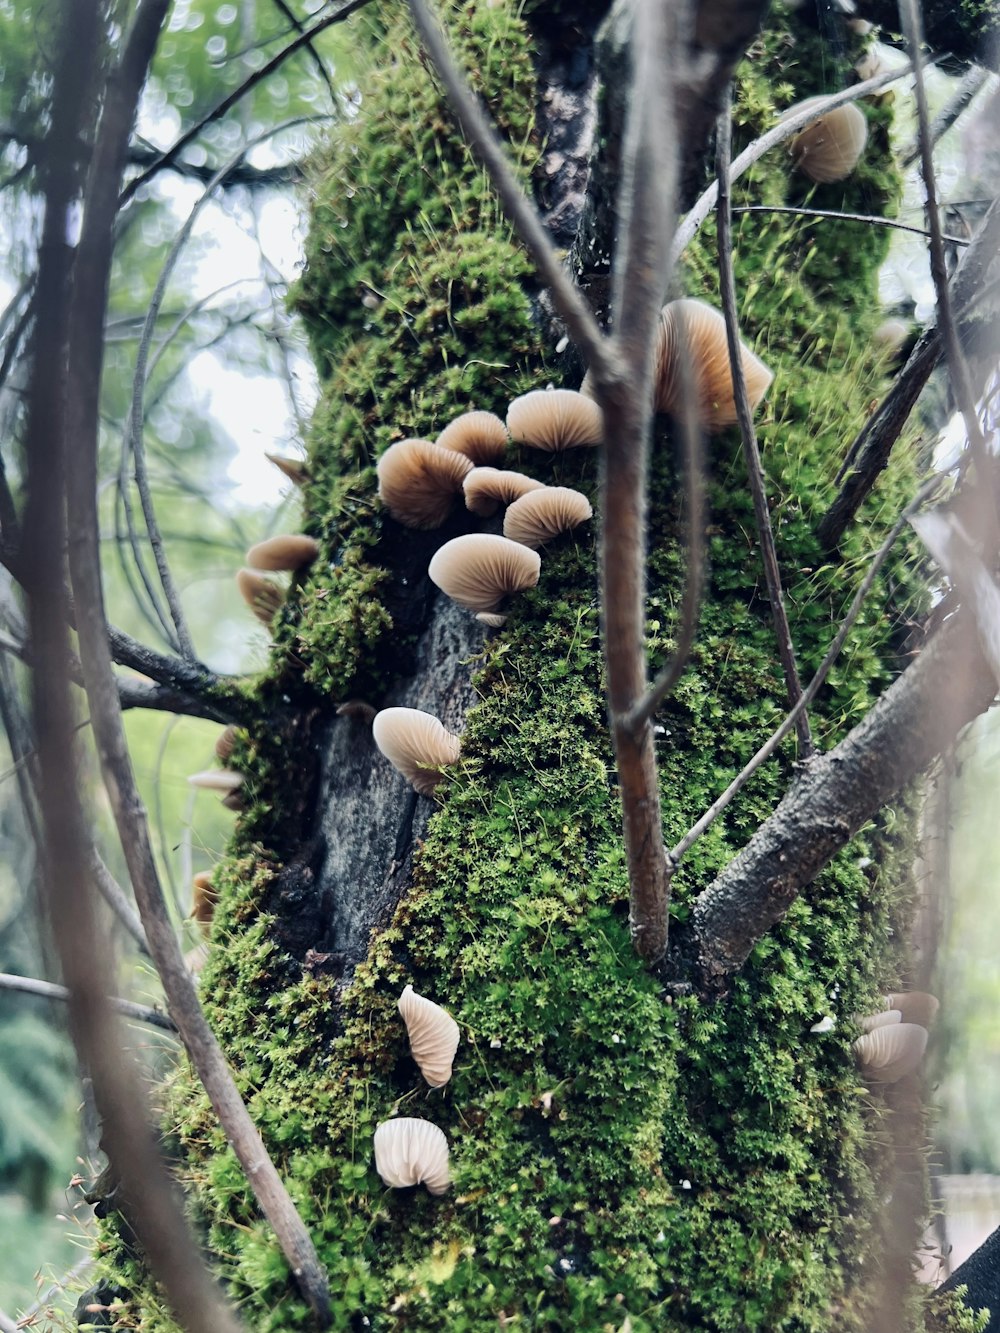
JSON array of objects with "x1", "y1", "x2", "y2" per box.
[
  {"x1": 376, "y1": 439, "x2": 473, "y2": 529},
  {"x1": 506, "y1": 389, "x2": 603, "y2": 450},
  {"x1": 236, "y1": 568, "x2": 285, "y2": 626},
  {"x1": 428, "y1": 534, "x2": 541, "y2": 614},
  {"x1": 398, "y1": 985, "x2": 460, "y2": 1087},
  {"x1": 503, "y1": 486, "x2": 593, "y2": 549},
  {"x1": 371, "y1": 707, "x2": 461, "y2": 796},
  {"x1": 246, "y1": 534, "x2": 320, "y2": 571},
  {"x1": 436, "y1": 411, "x2": 509, "y2": 466},
  {"x1": 214, "y1": 724, "x2": 238, "y2": 763},
  {"x1": 265, "y1": 452, "x2": 308, "y2": 486},
  {"x1": 463, "y1": 467, "x2": 545, "y2": 518},
  {"x1": 191, "y1": 872, "x2": 218, "y2": 935},
  {"x1": 852, "y1": 1022, "x2": 928, "y2": 1083},
  {"x1": 885, "y1": 991, "x2": 939, "y2": 1028},
  {"x1": 373, "y1": 1118, "x2": 450, "y2": 1195},
  {"x1": 784, "y1": 98, "x2": 868, "y2": 183},
  {"x1": 857, "y1": 1009, "x2": 901, "y2": 1033},
  {"x1": 658, "y1": 298, "x2": 774, "y2": 431}
]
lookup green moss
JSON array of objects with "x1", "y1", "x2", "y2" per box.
[{"x1": 94, "y1": 3, "x2": 969, "y2": 1330}]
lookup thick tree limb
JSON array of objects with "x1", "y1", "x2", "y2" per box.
[
  {"x1": 0, "y1": 972, "x2": 175, "y2": 1031},
  {"x1": 689, "y1": 609, "x2": 998, "y2": 985}
]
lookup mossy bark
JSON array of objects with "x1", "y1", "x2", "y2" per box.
[{"x1": 90, "y1": 4, "x2": 988, "y2": 1331}]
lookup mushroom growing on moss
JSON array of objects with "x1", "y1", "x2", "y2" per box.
[
  {"x1": 657, "y1": 299, "x2": 774, "y2": 431},
  {"x1": 265, "y1": 452, "x2": 308, "y2": 486},
  {"x1": 373, "y1": 1118, "x2": 450, "y2": 1195},
  {"x1": 463, "y1": 467, "x2": 545, "y2": 518},
  {"x1": 506, "y1": 388, "x2": 603, "y2": 450},
  {"x1": 371, "y1": 707, "x2": 461, "y2": 796},
  {"x1": 436, "y1": 411, "x2": 509, "y2": 466},
  {"x1": 783, "y1": 98, "x2": 868, "y2": 183},
  {"x1": 885, "y1": 991, "x2": 939, "y2": 1028},
  {"x1": 852, "y1": 1022, "x2": 928, "y2": 1083},
  {"x1": 503, "y1": 486, "x2": 593, "y2": 549},
  {"x1": 398, "y1": 985, "x2": 460, "y2": 1087},
  {"x1": 858, "y1": 1009, "x2": 901, "y2": 1033},
  {"x1": 246, "y1": 534, "x2": 320, "y2": 571},
  {"x1": 187, "y1": 769, "x2": 244, "y2": 794},
  {"x1": 428, "y1": 534, "x2": 540, "y2": 615},
  {"x1": 376, "y1": 439, "x2": 473, "y2": 528},
  {"x1": 236, "y1": 569, "x2": 285, "y2": 627},
  {"x1": 191, "y1": 872, "x2": 218, "y2": 936}
]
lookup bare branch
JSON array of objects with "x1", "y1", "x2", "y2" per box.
[
  {"x1": 911, "y1": 508, "x2": 1000, "y2": 680},
  {"x1": 732, "y1": 203, "x2": 971, "y2": 248},
  {"x1": 91, "y1": 849, "x2": 150, "y2": 955},
  {"x1": 406, "y1": 0, "x2": 617, "y2": 387},
  {"x1": 714, "y1": 94, "x2": 811, "y2": 755},
  {"x1": 900, "y1": 62, "x2": 990, "y2": 168},
  {"x1": 0, "y1": 971, "x2": 175, "y2": 1031},
  {"x1": 106, "y1": 622, "x2": 258, "y2": 725},
  {"x1": 268, "y1": 0, "x2": 338, "y2": 105}
]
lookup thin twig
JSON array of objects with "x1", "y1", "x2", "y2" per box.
[
  {"x1": 671, "y1": 63, "x2": 914, "y2": 264},
  {"x1": 269, "y1": 0, "x2": 338, "y2": 104},
  {"x1": 714, "y1": 93, "x2": 811, "y2": 755},
  {"x1": 119, "y1": 0, "x2": 373, "y2": 206},
  {"x1": 732, "y1": 203, "x2": 970, "y2": 247},
  {"x1": 406, "y1": 0, "x2": 618, "y2": 389},
  {"x1": 900, "y1": 63, "x2": 989, "y2": 169},
  {"x1": 0, "y1": 972, "x2": 176, "y2": 1031},
  {"x1": 0, "y1": 1308, "x2": 16, "y2": 1333},
  {"x1": 671, "y1": 472, "x2": 947, "y2": 866},
  {"x1": 18, "y1": 1256, "x2": 95, "y2": 1323},
  {"x1": 91, "y1": 850, "x2": 150, "y2": 955}
]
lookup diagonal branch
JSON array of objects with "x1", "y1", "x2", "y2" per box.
[
  {"x1": 269, "y1": 0, "x2": 338, "y2": 104},
  {"x1": 0, "y1": 972, "x2": 175, "y2": 1031}
]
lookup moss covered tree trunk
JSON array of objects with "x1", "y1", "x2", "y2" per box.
[{"x1": 95, "y1": 3, "x2": 990, "y2": 1330}]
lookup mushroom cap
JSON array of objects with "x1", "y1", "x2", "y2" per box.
[
  {"x1": 885, "y1": 991, "x2": 939, "y2": 1028},
  {"x1": 503, "y1": 486, "x2": 593, "y2": 549},
  {"x1": 191, "y1": 872, "x2": 218, "y2": 932},
  {"x1": 398, "y1": 985, "x2": 461, "y2": 1087},
  {"x1": 373, "y1": 1117, "x2": 450, "y2": 1195},
  {"x1": 265, "y1": 452, "x2": 308, "y2": 485},
  {"x1": 220, "y1": 790, "x2": 244, "y2": 812},
  {"x1": 785, "y1": 99, "x2": 868, "y2": 183},
  {"x1": 429, "y1": 534, "x2": 541, "y2": 614},
  {"x1": 371, "y1": 707, "x2": 461, "y2": 797},
  {"x1": 376, "y1": 439, "x2": 473, "y2": 529},
  {"x1": 435, "y1": 411, "x2": 509, "y2": 466},
  {"x1": 475, "y1": 611, "x2": 508, "y2": 628},
  {"x1": 336, "y1": 699, "x2": 377, "y2": 723},
  {"x1": 858, "y1": 1009, "x2": 902, "y2": 1033},
  {"x1": 657, "y1": 299, "x2": 774, "y2": 431},
  {"x1": 246, "y1": 534, "x2": 320, "y2": 572},
  {"x1": 852, "y1": 1022, "x2": 928, "y2": 1083},
  {"x1": 187, "y1": 769, "x2": 244, "y2": 793},
  {"x1": 236, "y1": 569, "x2": 285, "y2": 626},
  {"x1": 506, "y1": 389, "x2": 603, "y2": 450},
  {"x1": 463, "y1": 467, "x2": 545, "y2": 517},
  {"x1": 214, "y1": 725, "x2": 238, "y2": 763}
]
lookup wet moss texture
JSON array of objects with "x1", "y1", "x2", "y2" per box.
[{"x1": 91, "y1": 3, "x2": 985, "y2": 1331}]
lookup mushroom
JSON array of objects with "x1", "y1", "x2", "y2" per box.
[
  {"x1": 398, "y1": 985, "x2": 460, "y2": 1087},
  {"x1": 506, "y1": 389, "x2": 603, "y2": 450},
  {"x1": 503, "y1": 486, "x2": 593, "y2": 549},
  {"x1": 373, "y1": 1117, "x2": 450, "y2": 1195},
  {"x1": 376, "y1": 439, "x2": 473, "y2": 529},
  {"x1": 463, "y1": 467, "x2": 545, "y2": 518},
  {"x1": 246, "y1": 534, "x2": 320, "y2": 571},
  {"x1": 265, "y1": 452, "x2": 308, "y2": 486},
  {"x1": 784, "y1": 98, "x2": 868, "y2": 183},
  {"x1": 852, "y1": 1022, "x2": 928, "y2": 1083},
  {"x1": 428, "y1": 534, "x2": 541, "y2": 615},
  {"x1": 885, "y1": 991, "x2": 939, "y2": 1028},
  {"x1": 336, "y1": 699, "x2": 378, "y2": 723},
  {"x1": 371, "y1": 707, "x2": 461, "y2": 796},
  {"x1": 657, "y1": 299, "x2": 774, "y2": 431},
  {"x1": 436, "y1": 411, "x2": 509, "y2": 466},
  {"x1": 858, "y1": 1008, "x2": 901, "y2": 1033},
  {"x1": 220, "y1": 791, "x2": 244, "y2": 812},
  {"x1": 187, "y1": 769, "x2": 244, "y2": 793},
  {"x1": 236, "y1": 569, "x2": 285, "y2": 627},
  {"x1": 214, "y1": 725, "x2": 238, "y2": 763},
  {"x1": 191, "y1": 872, "x2": 218, "y2": 935},
  {"x1": 475, "y1": 611, "x2": 508, "y2": 628}
]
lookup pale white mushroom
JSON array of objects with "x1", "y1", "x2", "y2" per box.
[
  {"x1": 503, "y1": 486, "x2": 593, "y2": 549},
  {"x1": 236, "y1": 569, "x2": 285, "y2": 626},
  {"x1": 246, "y1": 534, "x2": 320, "y2": 571},
  {"x1": 371, "y1": 707, "x2": 461, "y2": 796},
  {"x1": 187, "y1": 769, "x2": 244, "y2": 793},
  {"x1": 376, "y1": 439, "x2": 473, "y2": 529},
  {"x1": 373, "y1": 1117, "x2": 450, "y2": 1195},
  {"x1": 428, "y1": 534, "x2": 541, "y2": 615},
  {"x1": 858, "y1": 1009, "x2": 901, "y2": 1033},
  {"x1": 436, "y1": 411, "x2": 509, "y2": 466},
  {"x1": 506, "y1": 389, "x2": 603, "y2": 450},
  {"x1": 784, "y1": 98, "x2": 868, "y2": 183},
  {"x1": 852, "y1": 1022, "x2": 928, "y2": 1082},
  {"x1": 398, "y1": 985, "x2": 460, "y2": 1087},
  {"x1": 885, "y1": 991, "x2": 939, "y2": 1028},
  {"x1": 463, "y1": 467, "x2": 545, "y2": 518}
]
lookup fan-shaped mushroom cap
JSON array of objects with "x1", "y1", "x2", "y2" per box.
[
  {"x1": 336, "y1": 699, "x2": 377, "y2": 723},
  {"x1": 236, "y1": 569, "x2": 285, "y2": 626},
  {"x1": 657, "y1": 299, "x2": 774, "y2": 431},
  {"x1": 463, "y1": 467, "x2": 545, "y2": 517},
  {"x1": 246, "y1": 534, "x2": 320, "y2": 572},
  {"x1": 475, "y1": 611, "x2": 507, "y2": 628},
  {"x1": 852, "y1": 1022, "x2": 928, "y2": 1082},
  {"x1": 885, "y1": 991, "x2": 939, "y2": 1028},
  {"x1": 429, "y1": 534, "x2": 541, "y2": 614},
  {"x1": 436, "y1": 411, "x2": 509, "y2": 466},
  {"x1": 187, "y1": 769, "x2": 244, "y2": 793},
  {"x1": 784, "y1": 98, "x2": 868, "y2": 183},
  {"x1": 265, "y1": 452, "x2": 308, "y2": 485},
  {"x1": 376, "y1": 439, "x2": 473, "y2": 529},
  {"x1": 858, "y1": 1009, "x2": 901, "y2": 1033},
  {"x1": 214, "y1": 725, "x2": 238, "y2": 763},
  {"x1": 506, "y1": 389, "x2": 603, "y2": 450},
  {"x1": 373, "y1": 1118, "x2": 450, "y2": 1195},
  {"x1": 398, "y1": 985, "x2": 460, "y2": 1087},
  {"x1": 503, "y1": 486, "x2": 593, "y2": 549},
  {"x1": 191, "y1": 872, "x2": 218, "y2": 934},
  {"x1": 371, "y1": 707, "x2": 461, "y2": 796}
]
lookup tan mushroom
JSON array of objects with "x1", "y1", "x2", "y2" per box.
[
  {"x1": 187, "y1": 769, "x2": 244, "y2": 793},
  {"x1": 506, "y1": 389, "x2": 603, "y2": 450},
  {"x1": 428, "y1": 534, "x2": 541, "y2": 615},
  {"x1": 373, "y1": 1117, "x2": 450, "y2": 1195},
  {"x1": 336, "y1": 699, "x2": 377, "y2": 723},
  {"x1": 852, "y1": 1022, "x2": 928, "y2": 1083},
  {"x1": 436, "y1": 411, "x2": 509, "y2": 466},
  {"x1": 503, "y1": 486, "x2": 593, "y2": 549},
  {"x1": 236, "y1": 569, "x2": 285, "y2": 626},
  {"x1": 376, "y1": 439, "x2": 473, "y2": 529},
  {"x1": 214, "y1": 725, "x2": 238, "y2": 763},
  {"x1": 220, "y1": 790, "x2": 244, "y2": 812},
  {"x1": 476, "y1": 611, "x2": 508, "y2": 628},
  {"x1": 463, "y1": 467, "x2": 545, "y2": 518},
  {"x1": 858, "y1": 1009, "x2": 901, "y2": 1033},
  {"x1": 657, "y1": 299, "x2": 774, "y2": 431},
  {"x1": 246, "y1": 534, "x2": 320, "y2": 571},
  {"x1": 371, "y1": 707, "x2": 461, "y2": 796},
  {"x1": 191, "y1": 872, "x2": 218, "y2": 936},
  {"x1": 885, "y1": 991, "x2": 939, "y2": 1028},
  {"x1": 784, "y1": 98, "x2": 868, "y2": 183},
  {"x1": 398, "y1": 985, "x2": 460, "y2": 1087},
  {"x1": 265, "y1": 452, "x2": 308, "y2": 486}
]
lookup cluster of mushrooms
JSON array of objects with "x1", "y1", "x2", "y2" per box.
[{"x1": 852, "y1": 991, "x2": 939, "y2": 1083}]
